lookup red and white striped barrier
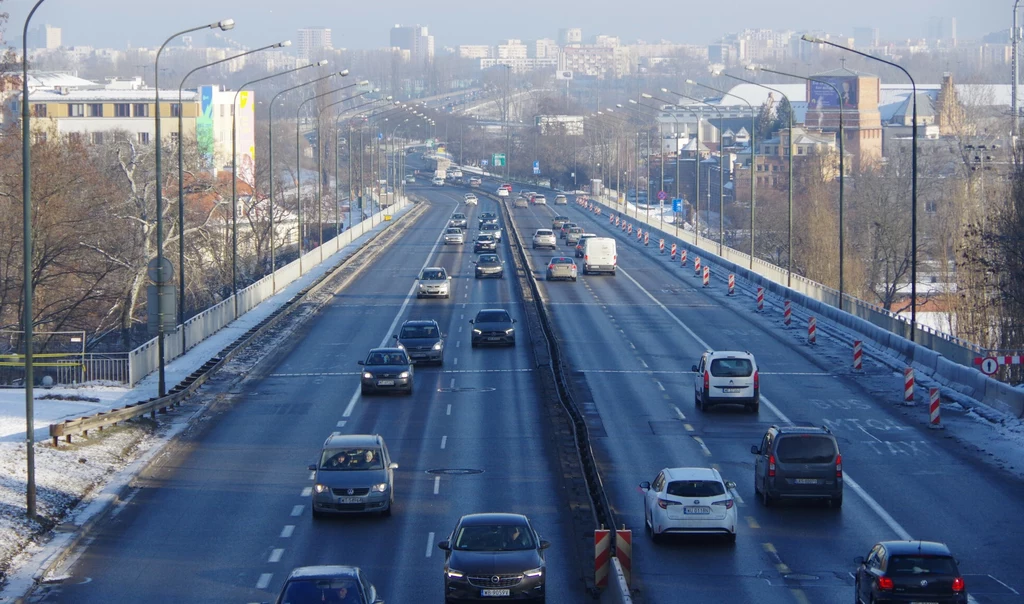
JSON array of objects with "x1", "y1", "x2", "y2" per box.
[
  {"x1": 596, "y1": 207, "x2": 601, "y2": 216},
  {"x1": 595, "y1": 529, "x2": 611, "y2": 588},
  {"x1": 807, "y1": 316, "x2": 817, "y2": 345},
  {"x1": 702, "y1": 265, "x2": 710, "y2": 287},
  {"x1": 680, "y1": 249, "x2": 687, "y2": 267},
  {"x1": 615, "y1": 528, "x2": 632, "y2": 587},
  {"x1": 783, "y1": 300, "x2": 792, "y2": 326},
  {"x1": 973, "y1": 354, "x2": 1023, "y2": 376},
  {"x1": 659, "y1": 239, "x2": 665, "y2": 254},
  {"x1": 670, "y1": 243, "x2": 677, "y2": 260},
  {"x1": 727, "y1": 274, "x2": 735, "y2": 295},
  {"x1": 628, "y1": 224, "x2": 633, "y2": 236},
  {"x1": 611, "y1": 215, "x2": 616, "y2": 225},
  {"x1": 904, "y1": 367, "x2": 915, "y2": 403},
  {"x1": 756, "y1": 287, "x2": 764, "y2": 311},
  {"x1": 644, "y1": 232, "x2": 650, "y2": 246},
  {"x1": 694, "y1": 256, "x2": 701, "y2": 277},
  {"x1": 929, "y1": 388, "x2": 942, "y2": 428},
  {"x1": 853, "y1": 340, "x2": 863, "y2": 370},
  {"x1": 636, "y1": 229, "x2": 643, "y2": 243}
]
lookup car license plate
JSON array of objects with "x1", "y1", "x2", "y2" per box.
[
  {"x1": 721, "y1": 387, "x2": 742, "y2": 393},
  {"x1": 795, "y1": 478, "x2": 818, "y2": 485},
  {"x1": 487, "y1": 337, "x2": 501, "y2": 341},
  {"x1": 910, "y1": 602, "x2": 939, "y2": 604},
  {"x1": 684, "y1": 506, "x2": 712, "y2": 514},
  {"x1": 481, "y1": 589, "x2": 511, "y2": 597},
  {"x1": 377, "y1": 380, "x2": 395, "y2": 386},
  {"x1": 339, "y1": 497, "x2": 361, "y2": 503}
]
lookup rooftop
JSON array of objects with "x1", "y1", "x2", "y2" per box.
[{"x1": 29, "y1": 89, "x2": 199, "y2": 102}]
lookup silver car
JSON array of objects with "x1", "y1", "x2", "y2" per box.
[
  {"x1": 554, "y1": 194, "x2": 568, "y2": 205},
  {"x1": 444, "y1": 227, "x2": 465, "y2": 245},
  {"x1": 532, "y1": 194, "x2": 547, "y2": 205},
  {"x1": 565, "y1": 227, "x2": 584, "y2": 245},
  {"x1": 480, "y1": 222, "x2": 502, "y2": 241},
  {"x1": 309, "y1": 433, "x2": 398, "y2": 517},
  {"x1": 532, "y1": 229, "x2": 557, "y2": 249},
  {"x1": 513, "y1": 197, "x2": 528, "y2": 208},
  {"x1": 418, "y1": 267, "x2": 451, "y2": 298},
  {"x1": 546, "y1": 256, "x2": 578, "y2": 281}
]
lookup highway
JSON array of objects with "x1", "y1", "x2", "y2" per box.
[{"x1": 32, "y1": 161, "x2": 1024, "y2": 604}]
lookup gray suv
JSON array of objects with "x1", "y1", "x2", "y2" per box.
[
  {"x1": 309, "y1": 434, "x2": 398, "y2": 518},
  {"x1": 394, "y1": 319, "x2": 444, "y2": 365},
  {"x1": 751, "y1": 424, "x2": 843, "y2": 508}
]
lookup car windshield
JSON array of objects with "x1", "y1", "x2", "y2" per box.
[
  {"x1": 476, "y1": 311, "x2": 510, "y2": 323},
  {"x1": 710, "y1": 358, "x2": 753, "y2": 377},
  {"x1": 480, "y1": 255, "x2": 499, "y2": 264},
  {"x1": 446, "y1": 229, "x2": 461, "y2": 234},
  {"x1": 401, "y1": 325, "x2": 438, "y2": 339},
  {"x1": 775, "y1": 436, "x2": 837, "y2": 463},
  {"x1": 365, "y1": 351, "x2": 409, "y2": 365},
  {"x1": 666, "y1": 480, "x2": 726, "y2": 497},
  {"x1": 453, "y1": 214, "x2": 465, "y2": 219},
  {"x1": 569, "y1": 228, "x2": 582, "y2": 233},
  {"x1": 886, "y1": 556, "x2": 958, "y2": 575},
  {"x1": 478, "y1": 235, "x2": 494, "y2": 242},
  {"x1": 454, "y1": 524, "x2": 536, "y2": 551},
  {"x1": 280, "y1": 578, "x2": 363, "y2": 603},
  {"x1": 421, "y1": 270, "x2": 446, "y2": 280},
  {"x1": 318, "y1": 447, "x2": 384, "y2": 471},
  {"x1": 483, "y1": 224, "x2": 497, "y2": 230}
]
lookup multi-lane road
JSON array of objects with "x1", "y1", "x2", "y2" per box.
[{"x1": 33, "y1": 164, "x2": 1024, "y2": 604}]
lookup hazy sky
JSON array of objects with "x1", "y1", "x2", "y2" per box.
[{"x1": 1, "y1": 0, "x2": 1011, "y2": 50}]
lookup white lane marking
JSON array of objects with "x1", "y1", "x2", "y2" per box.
[
  {"x1": 426, "y1": 532, "x2": 435, "y2": 557},
  {"x1": 619, "y1": 264, "x2": 916, "y2": 543},
  {"x1": 464, "y1": 292, "x2": 469, "y2": 298},
  {"x1": 693, "y1": 436, "x2": 712, "y2": 456},
  {"x1": 860, "y1": 426, "x2": 883, "y2": 443},
  {"x1": 433, "y1": 476, "x2": 441, "y2": 494},
  {"x1": 672, "y1": 405, "x2": 685, "y2": 420},
  {"x1": 441, "y1": 435, "x2": 448, "y2": 449},
  {"x1": 454, "y1": 357, "x2": 458, "y2": 366},
  {"x1": 450, "y1": 378, "x2": 456, "y2": 388},
  {"x1": 575, "y1": 369, "x2": 827, "y2": 375},
  {"x1": 301, "y1": 487, "x2": 312, "y2": 497},
  {"x1": 459, "y1": 325, "x2": 463, "y2": 333},
  {"x1": 280, "y1": 525, "x2": 295, "y2": 538},
  {"x1": 268, "y1": 548, "x2": 284, "y2": 563},
  {"x1": 460, "y1": 314, "x2": 464, "y2": 320},
  {"x1": 456, "y1": 341, "x2": 461, "y2": 348},
  {"x1": 640, "y1": 359, "x2": 649, "y2": 368},
  {"x1": 336, "y1": 420, "x2": 346, "y2": 428},
  {"x1": 446, "y1": 404, "x2": 452, "y2": 415},
  {"x1": 442, "y1": 368, "x2": 534, "y2": 373},
  {"x1": 290, "y1": 505, "x2": 304, "y2": 517},
  {"x1": 308, "y1": 471, "x2": 315, "y2": 481},
  {"x1": 656, "y1": 381, "x2": 666, "y2": 391},
  {"x1": 730, "y1": 486, "x2": 745, "y2": 506},
  {"x1": 256, "y1": 573, "x2": 273, "y2": 590}
]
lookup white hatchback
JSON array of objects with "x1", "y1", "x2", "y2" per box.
[
  {"x1": 641, "y1": 467, "x2": 737, "y2": 543},
  {"x1": 464, "y1": 193, "x2": 478, "y2": 205},
  {"x1": 496, "y1": 187, "x2": 509, "y2": 197}
]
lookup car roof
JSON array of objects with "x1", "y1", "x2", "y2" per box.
[
  {"x1": 770, "y1": 424, "x2": 834, "y2": 436},
  {"x1": 323, "y1": 433, "x2": 383, "y2": 448},
  {"x1": 663, "y1": 467, "x2": 723, "y2": 482},
  {"x1": 707, "y1": 350, "x2": 755, "y2": 361},
  {"x1": 878, "y1": 541, "x2": 954, "y2": 557},
  {"x1": 286, "y1": 565, "x2": 362, "y2": 581},
  {"x1": 401, "y1": 319, "x2": 439, "y2": 327},
  {"x1": 368, "y1": 347, "x2": 405, "y2": 354},
  {"x1": 477, "y1": 308, "x2": 510, "y2": 315},
  {"x1": 458, "y1": 512, "x2": 530, "y2": 526}
]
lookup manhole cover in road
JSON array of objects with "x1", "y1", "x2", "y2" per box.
[
  {"x1": 436, "y1": 387, "x2": 497, "y2": 393},
  {"x1": 426, "y1": 468, "x2": 485, "y2": 475}
]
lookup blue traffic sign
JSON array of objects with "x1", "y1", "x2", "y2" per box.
[{"x1": 672, "y1": 198, "x2": 682, "y2": 212}]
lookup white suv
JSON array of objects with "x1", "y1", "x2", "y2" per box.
[
  {"x1": 532, "y1": 229, "x2": 557, "y2": 249},
  {"x1": 692, "y1": 350, "x2": 759, "y2": 413}
]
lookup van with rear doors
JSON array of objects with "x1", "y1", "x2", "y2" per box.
[{"x1": 581, "y1": 237, "x2": 616, "y2": 275}]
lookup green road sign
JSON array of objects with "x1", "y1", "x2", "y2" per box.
[{"x1": 492, "y1": 153, "x2": 506, "y2": 167}]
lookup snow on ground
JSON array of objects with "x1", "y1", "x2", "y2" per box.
[{"x1": 0, "y1": 206, "x2": 411, "y2": 590}]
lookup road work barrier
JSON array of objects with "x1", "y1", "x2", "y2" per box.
[
  {"x1": 929, "y1": 388, "x2": 942, "y2": 428},
  {"x1": 728, "y1": 274, "x2": 735, "y2": 296},
  {"x1": 808, "y1": 316, "x2": 817, "y2": 345},
  {"x1": 853, "y1": 340, "x2": 863, "y2": 370},
  {"x1": 904, "y1": 367, "x2": 916, "y2": 404}
]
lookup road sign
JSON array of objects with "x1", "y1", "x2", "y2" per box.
[
  {"x1": 980, "y1": 357, "x2": 999, "y2": 375},
  {"x1": 492, "y1": 153, "x2": 506, "y2": 167},
  {"x1": 384, "y1": 215, "x2": 393, "y2": 222},
  {"x1": 533, "y1": 160, "x2": 540, "y2": 175},
  {"x1": 657, "y1": 190, "x2": 667, "y2": 201},
  {"x1": 672, "y1": 198, "x2": 682, "y2": 212},
  {"x1": 147, "y1": 257, "x2": 173, "y2": 284}
]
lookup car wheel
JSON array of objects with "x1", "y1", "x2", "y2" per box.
[
  {"x1": 382, "y1": 500, "x2": 393, "y2": 517},
  {"x1": 572, "y1": 276, "x2": 577, "y2": 282},
  {"x1": 747, "y1": 401, "x2": 759, "y2": 414},
  {"x1": 831, "y1": 494, "x2": 843, "y2": 509},
  {"x1": 762, "y1": 487, "x2": 774, "y2": 507},
  {"x1": 754, "y1": 474, "x2": 761, "y2": 496},
  {"x1": 727, "y1": 532, "x2": 737, "y2": 544}
]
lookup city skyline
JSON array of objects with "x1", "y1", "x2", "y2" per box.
[{"x1": 1, "y1": 0, "x2": 1009, "y2": 51}]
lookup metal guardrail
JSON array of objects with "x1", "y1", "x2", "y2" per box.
[{"x1": 49, "y1": 201, "x2": 426, "y2": 446}]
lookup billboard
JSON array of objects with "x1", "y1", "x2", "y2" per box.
[
  {"x1": 808, "y1": 76, "x2": 858, "y2": 110},
  {"x1": 197, "y1": 86, "x2": 215, "y2": 168}
]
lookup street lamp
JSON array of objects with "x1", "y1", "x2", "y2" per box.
[
  {"x1": 155, "y1": 18, "x2": 234, "y2": 398},
  {"x1": 715, "y1": 68, "x2": 795, "y2": 287},
  {"x1": 266, "y1": 64, "x2": 336, "y2": 290},
  {"x1": 682, "y1": 81, "x2": 757, "y2": 269},
  {"x1": 751, "y1": 65, "x2": 847, "y2": 311},
  {"x1": 176, "y1": 40, "x2": 289, "y2": 350},
  {"x1": 340, "y1": 101, "x2": 399, "y2": 230},
  {"x1": 334, "y1": 98, "x2": 388, "y2": 232},
  {"x1": 801, "y1": 34, "x2": 920, "y2": 338}
]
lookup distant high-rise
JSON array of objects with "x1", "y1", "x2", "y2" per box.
[
  {"x1": 297, "y1": 27, "x2": 332, "y2": 62},
  {"x1": 30, "y1": 24, "x2": 61, "y2": 50},
  {"x1": 558, "y1": 28, "x2": 583, "y2": 46},
  {"x1": 852, "y1": 26, "x2": 880, "y2": 48},
  {"x1": 927, "y1": 17, "x2": 957, "y2": 45},
  {"x1": 390, "y1": 24, "x2": 435, "y2": 65}
]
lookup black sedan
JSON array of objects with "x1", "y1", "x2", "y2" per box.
[
  {"x1": 358, "y1": 348, "x2": 413, "y2": 395},
  {"x1": 474, "y1": 234, "x2": 498, "y2": 253},
  {"x1": 470, "y1": 309, "x2": 516, "y2": 347},
  {"x1": 854, "y1": 540, "x2": 968, "y2": 604},
  {"x1": 274, "y1": 565, "x2": 383, "y2": 603},
  {"x1": 438, "y1": 513, "x2": 550, "y2": 602},
  {"x1": 474, "y1": 253, "x2": 504, "y2": 279}
]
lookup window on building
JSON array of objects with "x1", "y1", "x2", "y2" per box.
[
  {"x1": 33, "y1": 131, "x2": 47, "y2": 144},
  {"x1": 33, "y1": 104, "x2": 47, "y2": 118},
  {"x1": 138, "y1": 132, "x2": 151, "y2": 144},
  {"x1": 68, "y1": 103, "x2": 85, "y2": 117},
  {"x1": 114, "y1": 104, "x2": 130, "y2": 117},
  {"x1": 925, "y1": 201, "x2": 937, "y2": 214},
  {"x1": 87, "y1": 103, "x2": 103, "y2": 117},
  {"x1": 91, "y1": 132, "x2": 105, "y2": 145},
  {"x1": 133, "y1": 103, "x2": 150, "y2": 118},
  {"x1": 67, "y1": 132, "x2": 83, "y2": 145},
  {"x1": 170, "y1": 131, "x2": 179, "y2": 143},
  {"x1": 170, "y1": 103, "x2": 181, "y2": 118},
  {"x1": 797, "y1": 147, "x2": 804, "y2": 155}
]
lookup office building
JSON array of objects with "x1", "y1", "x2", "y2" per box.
[
  {"x1": 30, "y1": 24, "x2": 61, "y2": 50},
  {"x1": 297, "y1": 27, "x2": 332, "y2": 62},
  {"x1": 852, "y1": 26, "x2": 880, "y2": 48},
  {"x1": 390, "y1": 24, "x2": 435, "y2": 65},
  {"x1": 558, "y1": 28, "x2": 583, "y2": 46}
]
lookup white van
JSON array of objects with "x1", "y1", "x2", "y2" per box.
[{"x1": 582, "y1": 237, "x2": 616, "y2": 275}]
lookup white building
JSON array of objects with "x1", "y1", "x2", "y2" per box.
[
  {"x1": 497, "y1": 40, "x2": 529, "y2": 60},
  {"x1": 298, "y1": 27, "x2": 332, "y2": 62},
  {"x1": 458, "y1": 45, "x2": 492, "y2": 59}
]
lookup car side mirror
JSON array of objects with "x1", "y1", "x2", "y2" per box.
[
  {"x1": 448, "y1": 276, "x2": 452, "y2": 280},
  {"x1": 469, "y1": 319, "x2": 474, "y2": 324},
  {"x1": 307, "y1": 464, "x2": 317, "y2": 471},
  {"x1": 639, "y1": 481, "x2": 651, "y2": 490},
  {"x1": 725, "y1": 481, "x2": 737, "y2": 490},
  {"x1": 539, "y1": 540, "x2": 551, "y2": 550},
  {"x1": 389, "y1": 462, "x2": 399, "y2": 470},
  {"x1": 358, "y1": 360, "x2": 365, "y2": 365},
  {"x1": 437, "y1": 540, "x2": 451, "y2": 551},
  {"x1": 691, "y1": 364, "x2": 699, "y2": 372},
  {"x1": 750, "y1": 445, "x2": 760, "y2": 455},
  {"x1": 854, "y1": 556, "x2": 865, "y2": 565},
  {"x1": 512, "y1": 319, "x2": 517, "y2": 323},
  {"x1": 392, "y1": 334, "x2": 398, "y2": 339}
]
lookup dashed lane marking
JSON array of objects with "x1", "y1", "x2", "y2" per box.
[
  {"x1": 433, "y1": 476, "x2": 441, "y2": 495},
  {"x1": 280, "y1": 525, "x2": 295, "y2": 538},
  {"x1": 446, "y1": 404, "x2": 452, "y2": 415},
  {"x1": 426, "y1": 532, "x2": 435, "y2": 557},
  {"x1": 684, "y1": 424, "x2": 694, "y2": 432},
  {"x1": 790, "y1": 589, "x2": 811, "y2": 604},
  {"x1": 441, "y1": 435, "x2": 448, "y2": 449},
  {"x1": 336, "y1": 420, "x2": 346, "y2": 428},
  {"x1": 746, "y1": 516, "x2": 759, "y2": 529},
  {"x1": 656, "y1": 381, "x2": 666, "y2": 391},
  {"x1": 441, "y1": 368, "x2": 533, "y2": 374},
  {"x1": 290, "y1": 505, "x2": 303, "y2": 517},
  {"x1": 640, "y1": 359, "x2": 648, "y2": 368},
  {"x1": 672, "y1": 405, "x2": 685, "y2": 419},
  {"x1": 574, "y1": 369, "x2": 831, "y2": 375},
  {"x1": 268, "y1": 548, "x2": 284, "y2": 563},
  {"x1": 692, "y1": 436, "x2": 712, "y2": 456},
  {"x1": 300, "y1": 487, "x2": 312, "y2": 497},
  {"x1": 256, "y1": 573, "x2": 272, "y2": 590}
]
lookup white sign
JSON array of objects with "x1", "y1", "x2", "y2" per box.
[
  {"x1": 980, "y1": 357, "x2": 999, "y2": 375},
  {"x1": 556, "y1": 70, "x2": 574, "y2": 80}
]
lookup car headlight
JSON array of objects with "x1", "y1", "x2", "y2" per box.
[
  {"x1": 362, "y1": 372, "x2": 373, "y2": 379},
  {"x1": 446, "y1": 568, "x2": 465, "y2": 579},
  {"x1": 419, "y1": 284, "x2": 427, "y2": 290},
  {"x1": 472, "y1": 329, "x2": 482, "y2": 335},
  {"x1": 524, "y1": 567, "x2": 544, "y2": 578},
  {"x1": 399, "y1": 371, "x2": 410, "y2": 379},
  {"x1": 432, "y1": 342, "x2": 443, "y2": 350},
  {"x1": 505, "y1": 328, "x2": 515, "y2": 334},
  {"x1": 313, "y1": 483, "x2": 329, "y2": 494},
  {"x1": 370, "y1": 482, "x2": 388, "y2": 492}
]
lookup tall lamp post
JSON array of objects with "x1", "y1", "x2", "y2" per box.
[
  {"x1": 681, "y1": 81, "x2": 757, "y2": 269},
  {"x1": 155, "y1": 18, "x2": 234, "y2": 398},
  {"x1": 801, "y1": 34, "x2": 919, "y2": 338},
  {"x1": 754, "y1": 66, "x2": 847, "y2": 311},
  {"x1": 716, "y1": 69, "x2": 795, "y2": 286},
  {"x1": 341, "y1": 101, "x2": 400, "y2": 230},
  {"x1": 334, "y1": 98, "x2": 387, "y2": 231},
  {"x1": 1015, "y1": 0, "x2": 1022, "y2": 133},
  {"x1": 177, "y1": 40, "x2": 289, "y2": 351}
]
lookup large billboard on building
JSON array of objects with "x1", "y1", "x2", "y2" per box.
[
  {"x1": 197, "y1": 86, "x2": 215, "y2": 168},
  {"x1": 535, "y1": 114, "x2": 584, "y2": 136},
  {"x1": 809, "y1": 76, "x2": 858, "y2": 110},
  {"x1": 239, "y1": 90, "x2": 255, "y2": 181}
]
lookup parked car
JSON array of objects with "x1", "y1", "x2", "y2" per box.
[
  {"x1": 692, "y1": 350, "x2": 759, "y2": 412},
  {"x1": 546, "y1": 257, "x2": 578, "y2": 281},
  {"x1": 470, "y1": 308, "x2": 516, "y2": 347},
  {"x1": 417, "y1": 267, "x2": 451, "y2": 298},
  {"x1": 751, "y1": 424, "x2": 843, "y2": 507},
  {"x1": 274, "y1": 566, "x2": 384, "y2": 603},
  {"x1": 473, "y1": 254, "x2": 504, "y2": 279},
  {"x1": 853, "y1": 541, "x2": 967, "y2": 604},
  {"x1": 438, "y1": 513, "x2": 549, "y2": 602},
  {"x1": 394, "y1": 319, "x2": 444, "y2": 364},
  {"x1": 554, "y1": 194, "x2": 568, "y2": 205},
  {"x1": 640, "y1": 467, "x2": 737, "y2": 543},
  {"x1": 474, "y1": 233, "x2": 498, "y2": 253},
  {"x1": 532, "y1": 229, "x2": 557, "y2": 249},
  {"x1": 443, "y1": 227, "x2": 465, "y2": 245},
  {"x1": 358, "y1": 348, "x2": 413, "y2": 395},
  {"x1": 309, "y1": 434, "x2": 398, "y2": 517},
  {"x1": 449, "y1": 213, "x2": 468, "y2": 229}
]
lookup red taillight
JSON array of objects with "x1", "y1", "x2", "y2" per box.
[
  {"x1": 753, "y1": 370, "x2": 759, "y2": 390},
  {"x1": 768, "y1": 454, "x2": 776, "y2": 477},
  {"x1": 877, "y1": 577, "x2": 894, "y2": 590},
  {"x1": 835, "y1": 453, "x2": 843, "y2": 478},
  {"x1": 952, "y1": 577, "x2": 965, "y2": 592},
  {"x1": 548, "y1": 264, "x2": 555, "y2": 270},
  {"x1": 703, "y1": 370, "x2": 710, "y2": 391},
  {"x1": 712, "y1": 499, "x2": 735, "y2": 510},
  {"x1": 657, "y1": 498, "x2": 678, "y2": 510}
]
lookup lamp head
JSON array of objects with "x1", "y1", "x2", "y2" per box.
[
  {"x1": 339, "y1": 69, "x2": 350, "y2": 76},
  {"x1": 641, "y1": 93, "x2": 653, "y2": 99},
  {"x1": 358, "y1": 79, "x2": 370, "y2": 86},
  {"x1": 660, "y1": 87, "x2": 669, "y2": 93},
  {"x1": 709, "y1": 68, "x2": 723, "y2": 76},
  {"x1": 385, "y1": 95, "x2": 393, "y2": 100},
  {"x1": 744, "y1": 64, "x2": 758, "y2": 71},
  {"x1": 216, "y1": 19, "x2": 235, "y2": 31},
  {"x1": 801, "y1": 34, "x2": 824, "y2": 44},
  {"x1": 277, "y1": 40, "x2": 292, "y2": 48},
  {"x1": 628, "y1": 99, "x2": 637, "y2": 104},
  {"x1": 316, "y1": 60, "x2": 329, "y2": 67},
  {"x1": 615, "y1": 103, "x2": 623, "y2": 108},
  {"x1": 372, "y1": 87, "x2": 380, "y2": 92},
  {"x1": 684, "y1": 79, "x2": 696, "y2": 85}
]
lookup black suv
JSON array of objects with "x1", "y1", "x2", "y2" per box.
[
  {"x1": 751, "y1": 424, "x2": 843, "y2": 507},
  {"x1": 394, "y1": 319, "x2": 444, "y2": 365},
  {"x1": 854, "y1": 541, "x2": 967, "y2": 604}
]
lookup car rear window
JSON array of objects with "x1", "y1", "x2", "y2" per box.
[
  {"x1": 775, "y1": 435, "x2": 837, "y2": 463},
  {"x1": 536, "y1": 230, "x2": 553, "y2": 236},
  {"x1": 476, "y1": 311, "x2": 510, "y2": 323},
  {"x1": 551, "y1": 258, "x2": 573, "y2": 264},
  {"x1": 666, "y1": 480, "x2": 726, "y2": 497},
  {"x1": 886, "y1": 556, "x2": 958, "y2": 575},
  {"x1": 710, "y1": 358, "x2": 753, "y2": 377}
]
